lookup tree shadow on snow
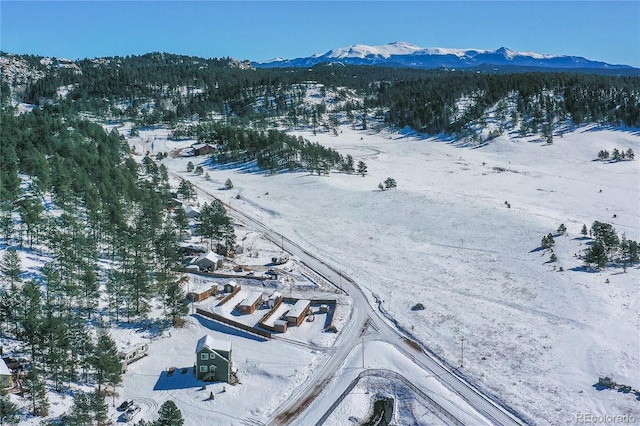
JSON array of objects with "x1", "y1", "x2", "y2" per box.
[{"x1": 569, "y1": 266, "x2": 600, "y2": 273}]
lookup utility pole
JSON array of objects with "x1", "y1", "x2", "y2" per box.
[{"x1": 460, "y1": 337, "x2": 465, "y2": 368}]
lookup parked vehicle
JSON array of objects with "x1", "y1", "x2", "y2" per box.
[
  {"x1": 124, "y1": 405, "x2": 141, "y2": 421},
  {"x1": 117, "y1": 400, "x2": 134, "y2": 411}
]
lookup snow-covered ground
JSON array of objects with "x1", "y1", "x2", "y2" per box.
[
  {"x1": 116, "y1": 314, "x2": 328, "y2": 425},
  {"x1": 136, "y1": 122, "x2": 640, "y2": 424},
  {"x1": 5, "y1": 120, "x2": 638, "y2": 425}
]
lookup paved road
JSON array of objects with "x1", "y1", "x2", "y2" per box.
[{"x1": 173, "y1": 172, "x2": 525, "y2": 426}]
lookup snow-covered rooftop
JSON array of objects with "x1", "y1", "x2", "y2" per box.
[
  {"x1": 192, "y1": 251, "x2": 223, "y2": 265},
  {"x1": 195, "y1": 334, "x2": 232, "y2": 354},
  {"x1": 0, "y1": 358, "x2": 10, "y2": 376},
  {"x1": 239, "y1": 291, "x2": 263, "y2": 307},
  {"x1": 287, "y1": 299, "x2": 311, "y2": 318}
]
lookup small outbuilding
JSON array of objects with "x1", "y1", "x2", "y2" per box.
[
  {"x1": 286, "y1": 299, "x2": 311, "y2": 326},
  {"x1": 237, "y1": 292, "x2": 263, "y2": 314},
  {"x1": 267, "y1": 291, "x2": 282, "y2": 308},
  {"x1": 224, "y1": 281, "x2": 239, "y2": 293},
  {"x1": 273, "y1": 319, "x2": 288, "y2": 333},
  {"x1": 0, "y1": 358, "x2": 12, "y2": 391},
  {"x1": 195, "y1": 335, "x2": 232, "y2": 383},
  {"x1": 188, "y1": 285, "x2": 219, "y2": 302}
]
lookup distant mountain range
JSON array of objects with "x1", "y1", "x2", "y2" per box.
[{"x1": 253, "y1": 41, "x2": 637, "y2": 73}]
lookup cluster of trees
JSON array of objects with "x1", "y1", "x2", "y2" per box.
[
  {"x1": 540, "y1": 233, "x2": 556, "y2": 249},
  {"x1": 596, "y1": 148, "x2": 635, "y2": 161},
  {"x1": 0, "y1": 106, "x2": 199, "y2": 422},
  {"x1": 378, "y1": 177, "x2": 397, "y2": 191},
  {"x1": 176, "y1": 121, "x2": 360, "y2": 176},
  {"x1": 196, "y1": 200, "x2": 235, "y2": 253},
  {"x1": 583, "y1": 221, "x2": 639, "y2": 270}
]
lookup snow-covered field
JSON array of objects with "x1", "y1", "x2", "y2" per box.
[
  {"x1": 5, "y1": 120, "x2": 638, "y2": 425},
  {"x1": 135, "y1": 122, "x2": 640, "y2": 425}
]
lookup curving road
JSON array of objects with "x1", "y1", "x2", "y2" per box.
[{"x1": 172, "y1": 171, "x2": 525, "y2": 426}]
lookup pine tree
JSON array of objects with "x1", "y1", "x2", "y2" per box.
[
  {"x1": 18, "y1": 280, "x2": 43, "y2": 362},
  {"x1": 0, "y1": 207, "x2": 14, "y2": 244},
  {"x1": 384, "y1": 177, "x2": 397, "y2": 189},
  {"x1": 224, "y1": 179, "x2": 233, "y2": 190},
  {"x1": 0, "y1": 249, "x2": 22, "y2": 287},
  {"x1": 197, "y1": 200, "x2": 234, "y2": 251},
  {"x1": 177, "y1": 180, "x2": 195, "y2": 201},
  {"x1": 18, "y1": 194, "x2": 44, "y2": 249},
  {"x1": 164, "y1": 276, "x2": 188, "y2": 326},
  {"x1": 90, "y1": 389, "x2": 111, "y2": 426},
  {"x1": 64, "y1": 392, "x2": 91, "y2": 426},
  {"x1": 541, "y1": 233, "x2": 555, "y2": 249},
  {"x1": 341, "y1": 154, "x2": 355, "y2": 174},
  {"x1": 556, "y1": 223, "x2": 567, "y2": 235},
  {"x1": 173, "y1": 207, "x2": 190, "y2": 241},
  {"x1": 581, "y1": 224, "x2": 588, "y2": 237},
  {"x1": 0, "y1": 392, "x2": 20, "y2": 426},
  {"x1": 186, "y1": 162, "x2": 194, "y2": 172},
  {"x1": 612, "y1": 148, "x2": 621, "y2": 161},
  {"x1": 155, "y1": 400, "x2": 184, "y2": 426},
  {"x1": 590, "y1": 221, "x2": 619, "y2": 255},
  {"x1": 357, "y1": 161, "x2": 367, "y2": 177},
  {"x1": 584, "y1": 241, "x2": 607, "y2": 269},
  {"x1": 620, "y1": 236, "x2": 639, "y2": 264},
  {"x1": 91, "y1": 328, "x2": 122, "y2": 392},
  {"x1": 22, "y1": 368, "x2": 49, "y2": 416}
]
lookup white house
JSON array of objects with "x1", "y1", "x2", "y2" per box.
[{"x1": 191, "y1": 251, "x2": 224, "y2": 271}]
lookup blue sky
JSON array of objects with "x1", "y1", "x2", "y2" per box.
[{"x1": 1, "y1": 1, "x2": 639, "y2": 67}]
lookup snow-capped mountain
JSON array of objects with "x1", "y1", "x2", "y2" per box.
[{"x1": 254, "y1": 42, "x2": 635, "y2": 71}]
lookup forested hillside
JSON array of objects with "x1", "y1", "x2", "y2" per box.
[{"x1": 4, "y1": 52, "x2": 639, "y2": 133}]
